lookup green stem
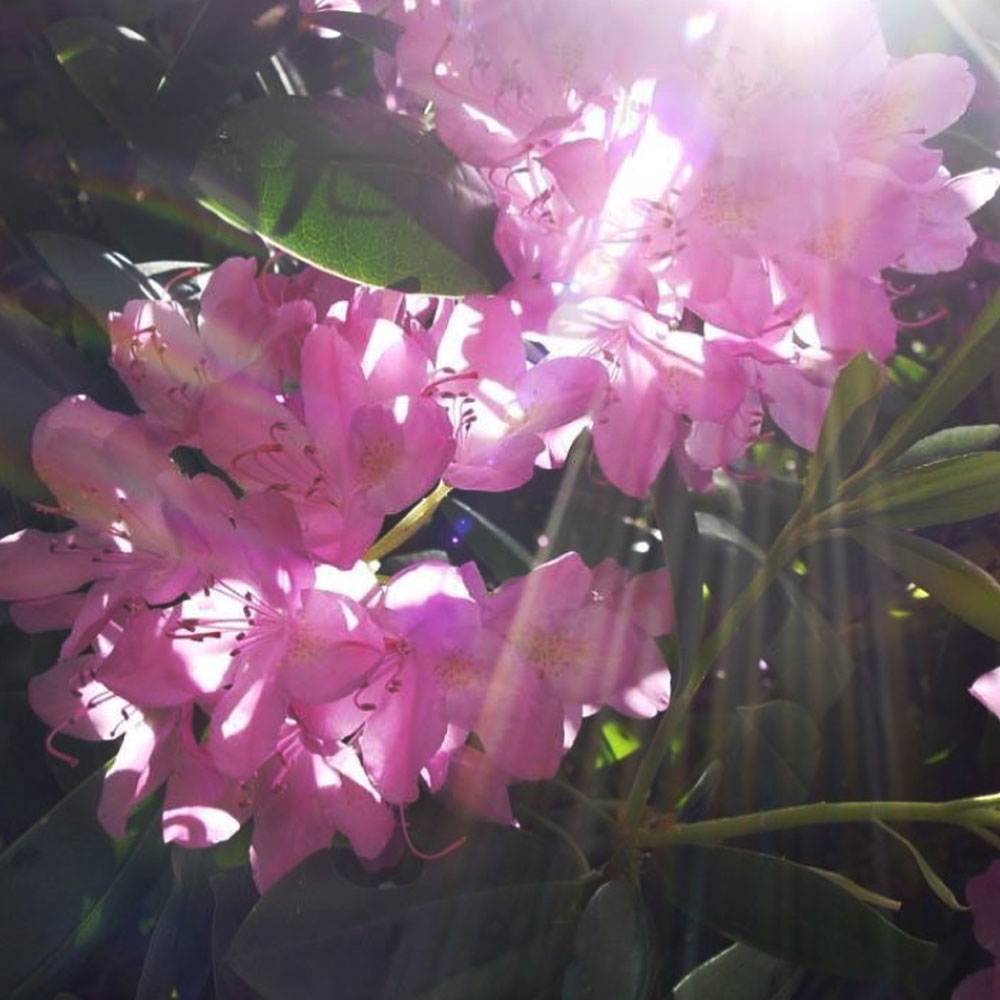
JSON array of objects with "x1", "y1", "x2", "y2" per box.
[
  {"x1": 622, "y1": 515, "x2": 807, "y2": 834},
  {"x1": 640, "y1": 794, "x2": 1000, "y2": 847},
  {"x1": 364, "y1": 481, "x2": 452, "y2": 563}
]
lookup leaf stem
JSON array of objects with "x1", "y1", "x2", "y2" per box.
[
  {"x1": 364, "y1": 481, "x2": 452, "y2": 563},
  {"x1": 640, "y1": 794, "x2": 1000, "y2": 847}
]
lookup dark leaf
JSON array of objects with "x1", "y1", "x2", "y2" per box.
[
  {"x1": 0, "y1": 300, "x2": 120, "y2": 501},
  {"x1": 211, "y1": 868, "x2": 263, "y2": 1000},
  {"x1": 845, "y1": 526, "x2": 1000, "y2": 641},
  {"x1": 136, "y1": 848, "x2": 216, "y2": 1000},
  {"x1": 672, "y1": 942, "x2": 798, "y2": 1000},
  {"x1": 44, "y1": 18, "x2": 165, "y2": 133},
  {"x1": 561, "y1": 879, "x2": 653, "y2": 1000},
  {"x1": 723, "y1": 701, "x2": 822, "y2": 810},
  {"x1": 652, "y1": 844, "x2": 936, "y2": 989},
  {"x1": 151, "y1": 0, "x2": 301, "y2": 116},
  {"x1": 0, "y1": 770, "x2": 168, "y2": 998},
  {"x1": 652, "y1": 460, "x2": 704, "y2": 689},
  {"x1": 442, "y1": 496, "x2": 533, "y2": 582},
  {"x1": 30, "y1": 232, "x2": 167, "y2": 334},
  {"x1": 840, "y1": 452, "x2": 1000, "y2": 528},
  {"x1": 227, "y1": 825, "x2": 588, "y2": 1000},
  {"x1": 192, "y1": 95, "x2": 509, "y2": 294},
  {"x1": 862, "y1": 285, "x2": 1000, "y2": 471}
]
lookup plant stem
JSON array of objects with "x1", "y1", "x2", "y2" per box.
[
  {"x1": 640, "y1": 794, "x2": 1000, "y2": 847},
  {"x1": 364, "y1": 481, "x2": 452, "y2": 563},
  {"x1": 622, "y1": 515, "x2": 807, "y2": 834}
]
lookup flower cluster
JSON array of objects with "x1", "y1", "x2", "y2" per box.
[
  {"x1": 374, "y1": 0, "x2": 999, "y2": 493},
  {"x1": 1, "y1": 261, "x2": 671, "y2": 889},
  {"x1": 4, "y1": 0, "x2": 999, "y2": 892}
]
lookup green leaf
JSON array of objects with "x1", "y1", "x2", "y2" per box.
[
  {"x1": 30, "y1": 232, "x2": 167, "y2": 333},
  {"x1": 840, "y1": 452, "x2": 1000, "y2": 529},
  {"x1": 45, "y1": 18, "x2": 165, "y2": 133},
  {"x1": 442, "y1": 496, "x2": 533, "y2": 582},
  {"x1": 652, "y1": 460, "x2": 704, "y2": 688},
  {"x1": 151, "y1": 0, "x2": 300, "y2": 117},
  {"x1": 652, "y1": 844, "x2": 936, "y2": 989},
  {"x1": 884, "y1": 424, "x2": 1000, "y2": 474},
  {"x1": 861, "y1": 285, "x2": 1000, "y2": 472},
  {"x1": 192, "y1": 95, "x2": 509, "y2": 295},
  {"x1": 305, "y1": 10, "x2": 404, "y2": 53},
  {"x1": 844, "y1": 527, "x2": 1000, "y2": 641},
  {"x1": 673, "y1": 943, "x2": 798, "y2": 1000},
  {"x1": 0, "y1": 769, "x2": 168, "y2": 998},
  {"x1": 136, "y1": 848, "x2": 216, "y2": 1000},
  {"x1": 227, "y1": 826, "x2": 588, "y2": 1000},
  {"x1": 874, "y1": 822, "x2": 968, "y2": 913},
  {"x1": 210, "y1": 868, "x2": 262, "y2": 1000},
  {"x1": 561, "y1": 880, "x2": 652, "y2": 1000},
  {"x1": 724, "y1": 701, "x2": 821, "y2": 810},
  {"x1": 802, "y1": 352, "x2": 885, "y2": 508}
]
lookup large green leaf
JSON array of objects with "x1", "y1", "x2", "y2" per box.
[
  {"x1": 801, "y1": 352, "x2": 884, "y2": 509},
  {"x1": 192, "y1": 95, "x2": 509, "y2": 295},
  {"x1": 0, "y1": 769, "x2": 167, "y2": 998},
  {"x1": 227, "y1": 826, "x2": 588, "y2": 1000},
  {"x1": 652, "y1": 844, "x2": 936, "y2": 989},
  {"x1": 561, "y1": 879, "x2": 653, "y2": 1000},
  {"x1": 844, "y1": 527, "x2": 1000, "y2": 641},
  {"x1": 672, "y1": 943, "x2": 798, "y2": 1000}
]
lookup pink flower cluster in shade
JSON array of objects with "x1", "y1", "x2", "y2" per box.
[
  {"x1": 349, "y1": 0, "x2": 1000, "y2": 494},
  {"x1": 1, "y1": 261, "x2": 671, "y2": 890}
]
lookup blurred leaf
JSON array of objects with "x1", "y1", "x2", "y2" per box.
[
  {"x1": 305, "y1": 10, "x2": 404, "y2": 53},
  {"x1": 723, "y1": 701, "x2": 821, "y2": 810},
  {"x1": 45, "y1": 18, "x2": 165, "y2": 133},
  {"x1": 136, "y1": 848, "x2": 216, "y2": 1000},
  {"x1": 0, "y1": 769, "x2": 167, "y2": 998},
  {"x1": 192, "y1": 95, "x2": 509, "y2": 294},
  {"x1": 561, "y1": 879, "x2": 652, "y2": 1000},
  {"x1": 884, "y1": 424, "x2": 1000, "y2": 473},
  {"x1": 227, "y1": 825, "x2": 588, "y2": 1000},
  {"x1": 211, "y1": 868, "x2": 262, "y2": 1000},
  {"x1": 0, "y1": 300, "x2": 119, "y2": 501},
  {"x1": 652, "y1": 460, "x2": 704, "y2": 689},
  {"x1": 673, "y1": 942, "x2": 797, "y2": 1000},
  {"x1": 840, "y1": 452, "x2": 1000, "y2": 528},
  {"x1": 697, "y1": 514, "x2": 855, "y2": 716},
  {"x1": 846, "y1": 526, "x2": 1000, "y2": 641},
  {"x1": 442, "y1": 496, "x2": 532, "y2": 582},
  {"x1": 802, "y1": 352, "x2": 884, "y2": 508},
  {"x1": 652, "y1": 844, "x2": 936, "y2": 989},
  {"x1": 151, "y1": 0, "x2": 300, "y2": 118},
  {"x1": 861, "y1": 285, "x2": 1000, "y2": 471},
  {"x1": 30, "y1": 232, "x2": 167, "y2": 333}
]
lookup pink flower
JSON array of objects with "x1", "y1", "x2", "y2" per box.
[{"x1": 954, "y1": 861, "x2": 1000, "y2": 999}]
